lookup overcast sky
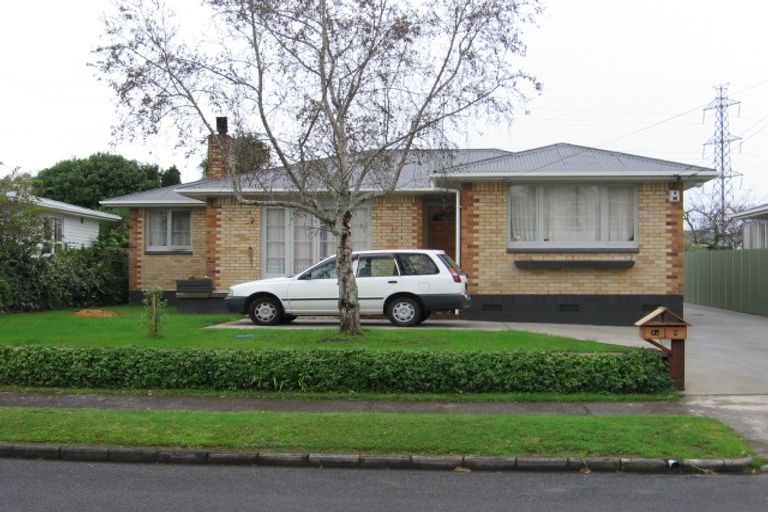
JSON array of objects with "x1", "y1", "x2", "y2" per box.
[{"x1": 1, "y1": 0, "x2": 767, "y2": 202}]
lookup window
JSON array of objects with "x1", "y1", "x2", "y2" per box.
[
  {"x1": 743, "y1": 220, "x2": 768, "y2": 249},
  {"x1": 395, "y1": 253, "x2": 439, "y2": 275},
  {"x1": 302, "y1": 259, "x2": 337, "y2": 280},
  {"x1": 146, "y1": 209, "x2": 192, "y2": 251},
  {"x1": 263, "y1": 206, "x2": 372, "y2": 277},
  {"x1": 509, "y1": 184, "x2": 637, "y2": 249},
  {"x1": 357, "y1": 255, "x2": 398, "y2": 278},
  {"x1": 42, "y1": 216, "x2": 63, "y2": 254}
]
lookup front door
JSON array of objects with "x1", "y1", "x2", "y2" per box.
[{"x1": 426, "y1": 205, "x2": 456, "y2": 260}]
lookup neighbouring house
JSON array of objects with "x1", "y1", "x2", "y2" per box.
[
  {"x1": 6, "y1": 192, "x2": 121, "y2": 253},
  {"x1": 732, "y1": 204, "x2": 768, "y2": 249},
  {"x1": 101, "y1": 123, "x2": 717, "y2": 325}
]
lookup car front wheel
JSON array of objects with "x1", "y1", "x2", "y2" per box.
[
  {"x1": 386, "y1": 296, "x2": 422, "y2": 327},
  {"x1": 248, "y1": 296, "x2": 283, "y2": 326}
]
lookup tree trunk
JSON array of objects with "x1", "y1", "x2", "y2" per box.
[{"x1": 336, "y1": 210, "x2": 362, "y2": 334}]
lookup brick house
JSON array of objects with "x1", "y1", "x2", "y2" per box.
[{"x1": 102, "y1": 128, "x2": 716, "y2": 325}]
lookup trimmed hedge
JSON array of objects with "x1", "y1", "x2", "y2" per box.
[{"x1": 0, "y1": 346, "x2": 672, "y2": 394}]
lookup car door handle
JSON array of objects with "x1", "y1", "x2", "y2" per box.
[{"x1": 388, "y1": 280, "x2": 398, "y2": 284}]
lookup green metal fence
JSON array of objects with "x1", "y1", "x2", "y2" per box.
[{"x1": 684, "y1": 249, "x2": 768, "y2": 316}]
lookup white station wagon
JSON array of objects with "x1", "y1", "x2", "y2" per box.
[{"x1": 225, "y1": 249, "x2": 470, "y2": 327}]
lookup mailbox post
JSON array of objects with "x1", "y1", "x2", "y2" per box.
[{"x1": 634, "y1": 307, "x2": 690, "y2": 391}]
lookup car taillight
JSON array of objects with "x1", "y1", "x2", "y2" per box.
[{"x1": 448, "y1": 267, "x2": 462, "y2": 283}]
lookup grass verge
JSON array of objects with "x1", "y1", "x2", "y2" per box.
[
  {"x1": 0, "y1": 386, "x2": 680, "y2": 403},
  {"x1": 0, "y1": 306, "x2": 628, "y2": 352},
  {"x1": 0, "y1": 407, "x2": 750, "y2": 460}
]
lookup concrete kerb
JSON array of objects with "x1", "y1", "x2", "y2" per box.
[{"x1": 0, "y1": 443, "x2": 756, "y2": 474}]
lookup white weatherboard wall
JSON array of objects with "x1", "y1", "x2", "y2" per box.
[{"x1": 61, "y1": 213, "x2": 101, "y2": 248}]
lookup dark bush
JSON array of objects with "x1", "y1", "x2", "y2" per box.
[
  {"x1": 0, "y1": 346, "x2": 672, "y2": 394},
  {"x1": 0, "y1": 244, "x2": 127, "y2": 313}
]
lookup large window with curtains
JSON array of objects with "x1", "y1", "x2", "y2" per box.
[
  {"x1": 262, "y1": 206, "x2": 372, "y2": 277},
  {"x1": 508, "y1": 184, "x2": 637, "y2": 249},
  {"x1": 146, "y1": 209, "x2": 192, "y2": 251}
]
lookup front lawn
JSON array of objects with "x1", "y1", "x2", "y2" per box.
[
  {"x1": 0, "y1": 306, "x2": 628, "y2": 352},
  {"x1": 0, "y1": 407, "x2": 752, "y2": 460}
]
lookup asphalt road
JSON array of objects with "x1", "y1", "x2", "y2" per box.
[{"x1": 2, "y1": 460, "x2": 766, "y2": 512}]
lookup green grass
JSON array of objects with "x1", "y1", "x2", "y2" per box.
[
  {"x1": 0, "y1": 407, "x2": 750, "y2": 459},
  {"x1": 0, "y1": 386, "x2": 681, "y2": 403},
  {"x1": 0, "y1": 306, "x2": 628, "y2": 352}
]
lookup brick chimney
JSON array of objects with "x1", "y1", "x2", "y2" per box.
[{"x1": 206, "y1": 116, "x2": 233, "y2": 180}]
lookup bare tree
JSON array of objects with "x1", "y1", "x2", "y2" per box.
[
  {"x1": 684, "y1": 184, "x2": 759, "y2": 249},
  {"x1": 94, "y1": 0, "x2": 541, "y2": 333}
]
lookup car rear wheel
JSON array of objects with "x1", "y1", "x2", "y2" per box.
[
  {"x1": 248, "y1": 296, "x2": 283, "y2": 326},
  {"x1": 386, "y1": 296, "x2": 422, "y2": 327}
]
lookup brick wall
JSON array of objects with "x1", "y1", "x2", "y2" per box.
[
  {"x1": 371, "y1": 195, "x2": 424, "y2": 248},
  {"x1": 129, "y1": 207, "x2": 208, "y2": 291},
  {"x1": 215, "y1": 197, "x2": 262, "y2": 291},
  {"x1": 460, "y1": 181, "x2": 684, "y2": 296}
]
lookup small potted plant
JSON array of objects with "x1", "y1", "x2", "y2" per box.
[{"x1": 175, "y1": 276, "x2": 213, "y2": 294}]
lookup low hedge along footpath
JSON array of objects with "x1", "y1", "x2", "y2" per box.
[{"x1": 0, "y1": 346, "x2": 672, "y2": 394}]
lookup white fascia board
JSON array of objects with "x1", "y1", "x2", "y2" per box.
[
  {"x1": 99, "y1": 199, "x2": 206, "y2": 207},
  {"x1": 35, "y1": 201, "x2": 122, "y2": 221},
  {"x1": 47, "y1": 207, "x2": 122, "y2": 221},
  {"x1": 732, "y1": 205, "x2": 768, "y2": 220},
  {"x1": 177, "y1": 187, "x2": 441, "y2": 197},
  {"x1": 434, "y1": 171, "x2": 718, "y2": 189}
]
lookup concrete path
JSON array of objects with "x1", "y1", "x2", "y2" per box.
[{"x1": 0, "y1": 391, "x2": 690, "y2": 416}]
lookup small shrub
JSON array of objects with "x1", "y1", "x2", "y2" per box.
[{"x1": 0, "y1": 346, "x2": 673, "y2": 394}]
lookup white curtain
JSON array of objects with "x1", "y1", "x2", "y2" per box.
[
  {"x1": 148, "y1": 210, "x2": 168, "y2": 247},
  {"x1": 292, "y1": 210, "x2": 315, "y2": 273},
  {"x1": 265, "y1": 208, "x2": 286, "y2": 274},
  {"x1": 509, "y1": 186, "x2": 536, "y2": 241},
  {"x1": 608, "y1": 186, "x2": 634, "y2": 241},
  {"x1": 170, "y1": 210, "x2": 191, "y2": 247},
  {"x1": 351, "y1": 207, "x2": 372, "y2": 251},
  {"x1": 545, "y1": 185, "x2": 599, "y2": 242}
]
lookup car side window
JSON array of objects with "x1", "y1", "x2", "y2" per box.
[
  {"x1": 303, "y1": 259, "x2": 337, "y2": 280},
  {"x1": 356, "y1": 255, "x2": 398, "y2": 278},
  {"x1": 395, "y1": 253, "x2": 439, "y2": 276}
]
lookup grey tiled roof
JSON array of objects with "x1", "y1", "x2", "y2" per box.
[
  {"x1": 100, "y1": 144, "x2": 717, "y2": 206},
  {"x1": 100, "y1": 183, "x2": 207, "y2": 207},
  {"x1": 7, "y1": 192, "x2": 121, "y2": 220},
  {"x1": 175, "y1": 149, "x2": 511, "y2": 196},
  {"x1": 435, "y1": 143, "x2": 715, "y2": 177}
]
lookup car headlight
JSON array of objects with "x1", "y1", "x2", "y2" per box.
[{"x1": 226, "y1": 288, "x2": 233, "y2": 298}]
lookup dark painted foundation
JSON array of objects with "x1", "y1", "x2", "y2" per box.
[
  {"x1": 461, "y1": 294, "x2": 684, "y2": 326},
  {"x1": 128, "y1": 290, "x2": 229, "y2": 314},
  {"x1": 129, "y1": 290, "x2": 683, "y2": 326}
]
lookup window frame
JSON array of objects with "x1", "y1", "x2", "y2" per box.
[
  {"x1": 507, "y1": 183, "x2": 639, "y2": 251},
  {"x1": 42, "y1": 216, "x2": 64, "y2": 255},
  {"x1": 261, "y1": 205, "x2": 372, "y2": 278},
  {"x1": 145, "y1": 208, "x2": 193, "y2": 252}
]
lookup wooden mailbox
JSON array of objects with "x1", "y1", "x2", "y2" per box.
[{"x1": 635, "y1": 307, "x2": 690, "y2": 391}]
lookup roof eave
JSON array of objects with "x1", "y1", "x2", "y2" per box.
[
  {"x1": 177, "y1": 186, "x2": 439, "y2": 198},
  {"x1": 433, "y1": 171, "x2": 718, "y2": 189},
  {"x1": 46, "y1": 208, "x2": 122, "y2": 221},
  {"x1": 99, "y1": 199, "x2": 206, "y2": 208},
  {"x1": 732, "y1": 206, "x2": 768, "y2": 221}
]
